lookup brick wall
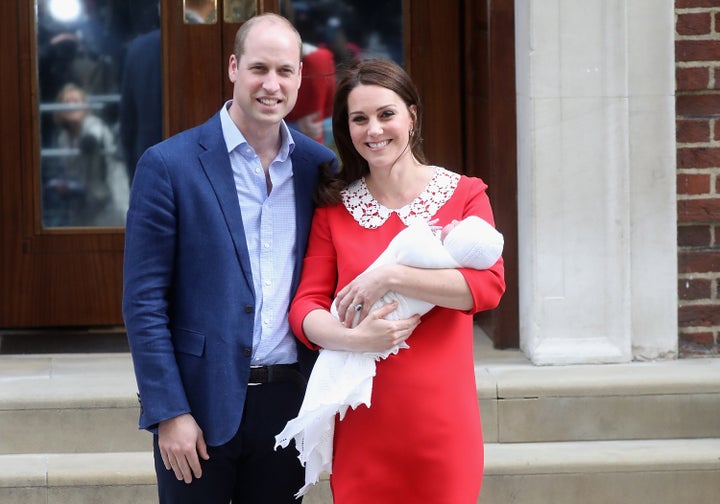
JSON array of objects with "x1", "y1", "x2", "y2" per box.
[{"x1": 676, "y1": 0, "x2": 720, "y2": 356}]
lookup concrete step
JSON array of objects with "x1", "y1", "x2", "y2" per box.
[
  {"x1": 1, "y1": 335, "x2": 719, "y2": 503},
  {"x1": 2, "y1": 439, "x2": 718, "y2": 504},
  {"x1": 3, "y1": 350, "x2": 719, "y2": 453},
  {"x1": 0, "y1": 452, "x2": 155, "y2": 504},
  {"x1": 482, "y1": 438, "x2": 720, "y2": 504},
  {"x1": 476, "y1": 356, "x2": 720, "y2": 443},
  {"x1": 0, "y1": 354, "x2": 147, "y2": 454}
]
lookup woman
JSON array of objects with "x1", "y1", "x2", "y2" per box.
[{"x1": 288, "y1": 59, "x2": 505, "y2": 502}]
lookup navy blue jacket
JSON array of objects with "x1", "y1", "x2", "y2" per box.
[{"x1": 122, "y1": 112, "x2": 336, "y2": 445}]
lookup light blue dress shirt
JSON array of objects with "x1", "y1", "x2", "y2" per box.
[{"x1": 220, "y1": 102, "x2": 298, "y2": 365}]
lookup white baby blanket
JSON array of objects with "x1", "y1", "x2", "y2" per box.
[{"x1": 275, "y1": 216, "x2": 503, "y2": 497}]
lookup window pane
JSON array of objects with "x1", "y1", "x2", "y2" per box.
[
  {"x1": 280, "y1": 0, "x2": 403, "y2": 148},
  {"x1": 37, "y1": 0, "x2": 161, "y2": 228},
  {"x1": 280, "y1": 0, "x2": 403, "y2": 66},
  {"x1": 184, "y1": 0, "x2": 217, "y2": 24}
]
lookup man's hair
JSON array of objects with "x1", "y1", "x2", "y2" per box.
[{"x1": 233, "y1": 13, "x2": 302, "y2": 61}]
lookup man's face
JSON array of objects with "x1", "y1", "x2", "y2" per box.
[{"x1": 228, "y1": 22, "x2": 302, "y2": 131}]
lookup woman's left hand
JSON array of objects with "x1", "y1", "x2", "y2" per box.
[{"x1": 335, "y1": 265, "x2": 396, "y2": 327}]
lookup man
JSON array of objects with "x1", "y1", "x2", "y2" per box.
[
  {"x1": 119, "y1": 27, "x2": 162, "y2": 183},
  {"x1": 122, "y1": 14, "x2": 337, "y2": 503}
]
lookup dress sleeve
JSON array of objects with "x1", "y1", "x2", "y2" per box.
[
  {"x1": 454, "y1": 177, "x2": 506, "y2": 313},
  {"x1": 289, "y1": 207, "x2": 338, "y2": 349}
]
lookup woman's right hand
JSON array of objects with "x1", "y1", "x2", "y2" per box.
[{"x1": 345, "y1": 301, "x2": 421, "y2": 353}]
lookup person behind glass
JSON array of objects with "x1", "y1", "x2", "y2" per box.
[
  {"x1": 288, "y1": 59, "x2": 505, "y2": 503},
  {"x1": 48, "y1": 82, "x2": 129, "y2": 226},
  {"x1": 119, "y1": 27, "x2": 162, "y2": 183},
  {"x1": 285, "y1": 42, "x2": 335, "y2": 144},
  {"x1": 184, "y1": 0, "x2": 215, "y2": 24},
  {"x1": 122, "y1": 13, "x2": 337, "y2": 504},
  {"x1": 284, "y1": 8, "x2": 336, "y2": 144}
]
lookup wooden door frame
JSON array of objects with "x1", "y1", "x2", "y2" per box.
[
  {"x1": 1, "y1": 0, "x2": 125, "y2": 328},
  {"x1": 405, "y1": 1, "x2": 519, "y2": 348},
  {"x1": 465, "y1": 1, "x2": 519, "y2": 348}
]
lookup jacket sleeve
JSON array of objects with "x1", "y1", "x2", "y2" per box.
[{"x1": 122, "y1": 146, "x2": 191, "y2": 431}]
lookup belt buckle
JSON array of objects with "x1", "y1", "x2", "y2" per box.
[{"x1": 248, "y1": 365, "x2": 265, "y2": 386}]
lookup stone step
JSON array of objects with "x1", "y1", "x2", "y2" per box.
[
  {"x1": 0, "y1": 452, "x2": 156, "y2": 503},
  {"x1": 481, "y1": 438, "x2": 720, "y2": 504},
  {"x1": 0, "y1": 353, "x2": 147, "y2": 454},
  {"x1": 3, "y1": 351, "x2": 719, "y2": 454},
  {"x1": 2, "y1": 439, "x2": 718, "y2": 504},
  {"x1": 2, "y1": 336, "x2": 719, "y2": 503},
  {"x1": 476, "y1": 356, "x2": 720, "y2": 443}
]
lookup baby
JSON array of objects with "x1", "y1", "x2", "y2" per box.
[{"x1": 276, "y1": 216, "x2": 504, "y2": 497}]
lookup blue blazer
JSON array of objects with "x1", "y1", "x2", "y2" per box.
[{"x1": 122, "y1": 112, "x2": 337, "y2": 446}]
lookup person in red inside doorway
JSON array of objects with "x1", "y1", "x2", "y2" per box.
[{"x1": 285, "y1": 42, "x2": 336, "y2": 144}]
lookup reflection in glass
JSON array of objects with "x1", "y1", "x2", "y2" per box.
[
  {"x1": 279, "y1": 0, "x2": 403, "y2": 149},
  {"x1": 45, "y1": 83, "x2": 128, "y2": 226},
  {"x1": 184, "y1": 0, "x2": 217, "y2": 24},
  {"x1": 223, "y1": 0, "x2": 256, "y2": 24},
  {"x1": 280, "y1": 0, "x2": 403, "y2": 68},
  {"x1": 37, "y1": 0, "x2": 161, "y2": 228}
]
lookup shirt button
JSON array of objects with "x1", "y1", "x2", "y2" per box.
[
  {"x1": 244, "y1": 305, "x2": 253, "y2": 313},
  {"x1": 243, "y1": 347, "x2": 251, "y2": 357}
]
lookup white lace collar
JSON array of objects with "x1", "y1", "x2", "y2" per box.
[{"x1": 341, "y1": 167, "x2": 460, "y2": 229}]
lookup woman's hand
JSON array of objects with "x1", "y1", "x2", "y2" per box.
[
  {"x1": 346, "y1": 302, "x2": 421, "y2": 353},
  {"x1": 302, "y1": 302, "x2": 421, "y2": 353},
  {"x1": 335, "y1": 264, "x2": 397, "y2": 327}
]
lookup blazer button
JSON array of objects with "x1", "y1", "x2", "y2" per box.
[
  {"x1": 243, "y1": 347, "x2": 252, "y2": 357},
  {"x1": 244, "y1": 305, "x2": 253, "y2": 313}
]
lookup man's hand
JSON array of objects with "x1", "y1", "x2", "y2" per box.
[{"x1": 158, "y1": 413, "x2": 210, "y2": 483}]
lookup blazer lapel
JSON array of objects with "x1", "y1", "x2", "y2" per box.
[
  {"x1": 290, "y1": 150, "x2": 316, "y2": 294},
  {"x1": 197, "y1": 115, "x2": 255, "y2": 292}
]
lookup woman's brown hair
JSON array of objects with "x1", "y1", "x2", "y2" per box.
[{"x1": 316, "y1": 59, "x2": 426, "y2": 207}]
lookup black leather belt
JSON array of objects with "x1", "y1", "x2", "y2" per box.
[{"x1": 248, "y1": 363, "x2": 306, "y2": 388}]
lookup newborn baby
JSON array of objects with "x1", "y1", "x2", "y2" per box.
[{"x1": 275, "y1": 216, "x2": 504, "y2": 497}]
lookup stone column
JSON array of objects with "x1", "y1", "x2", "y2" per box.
[{"x1": 514, "y1": 0, "x2": 678, "y2": 365}]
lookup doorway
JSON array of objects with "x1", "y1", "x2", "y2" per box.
[{"x1": 1, "y1": 0, "x2": 517, "y2": 348}]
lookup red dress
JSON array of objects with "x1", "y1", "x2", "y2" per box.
[{"x1": 289, "y1": 168, "x2": 505, "y2": 503}]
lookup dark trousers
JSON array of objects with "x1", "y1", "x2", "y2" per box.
[{"x1": 154, "y1": 381, "x2": 305, "y2": 503}]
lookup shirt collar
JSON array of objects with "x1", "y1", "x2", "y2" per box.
[{"x1": 220, "y1": 100, "x2": 296, "y2": 160}]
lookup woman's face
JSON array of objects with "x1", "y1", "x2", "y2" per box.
[{"x1": 346, "y1": 84, "x2": 415, "y2": 171}]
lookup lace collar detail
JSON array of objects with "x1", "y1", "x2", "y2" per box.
[{"x1": 341, "y1": 167, "x2": 460, "y2": 229}]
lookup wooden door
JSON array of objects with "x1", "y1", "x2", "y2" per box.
[
  {"x1": 1, "y1": 0, "x2": 127, "y2": 327},
  {"x1": 1, "y1": 0, "x2": 517, "y2": 347}
]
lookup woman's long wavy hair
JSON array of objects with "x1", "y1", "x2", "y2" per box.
[{"x1": 315, "y1": 59, "x2": 426, "y2": 207}]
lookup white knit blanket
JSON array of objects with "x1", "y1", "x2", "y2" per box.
[{"x1": 275, "y1": 216, "x2": 503, "y2": 497}]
